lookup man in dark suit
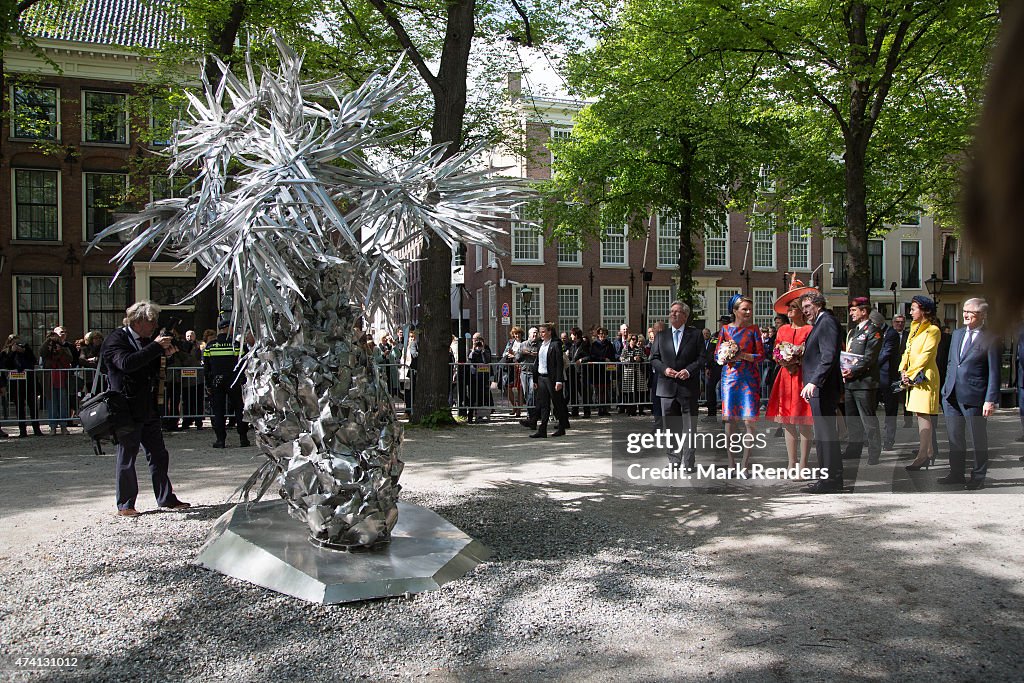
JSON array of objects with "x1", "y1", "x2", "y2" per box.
[
  {"x1": 800, "y1": 292, "x2": 844, "y2": 493},
  {"x1": 893, "y1": 313, "x2": 913, "y2": 428},
  {"x1": 101, "y1": 300, "x2": 190, "y2": 517},
  {"x1": 650, "y1": 301, "x2": 705, "y2": 472},
  {"x1": 870, "y1": 310, "x2": 900, "y2": 450},
  {"x1": 939, "y1": 298, "x2": 1001, "y2": 490},
  {"x1": 842, "y1": 297, "x2": 883, "y2": 463},
  {"x1": 529, "y1": 322, "x2": 570, "y2": 438}
]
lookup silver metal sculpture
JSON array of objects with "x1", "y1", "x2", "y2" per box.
[{"x1": 94, "y1": 36, "x2": 521, "y2": 549}]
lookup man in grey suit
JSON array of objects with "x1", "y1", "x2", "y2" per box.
[
  {"x1": 842, "y1": 297, "x2": 883, "y2": 463},
  {"x1": 939, "y1": 298, "x2": 1001, "y2": 490},
  {"x1": 650, "y1": 301, "x2": 704, "y2": 472}
]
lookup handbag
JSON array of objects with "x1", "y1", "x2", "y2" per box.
[
  {"x1": 891, "y1": 370, "x2": 927, "y2": 395},
  {"x1": 79, "y1": 356, "x2": 136, "y2": 455}
]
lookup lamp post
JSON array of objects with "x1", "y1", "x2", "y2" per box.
[
  {"x1": 809, "y1": 262, "x2": 833, "y2": 290},
  {"x1": 520, "y1": 284, "x2": 533, "y2": 332},
  {"x1": 924, "y1": 272, "x2": 943, "y2": 305},
  {"x1": 889, "y1": 281, "x2": 898, "y2": 317}
]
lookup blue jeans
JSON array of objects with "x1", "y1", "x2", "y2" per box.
[{"x1": 49, "y1": 387, "x2": 69, "y2": 429}]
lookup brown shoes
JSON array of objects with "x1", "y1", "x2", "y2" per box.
[
  {"x1": 117, "y1": 508, "x2": 140, "y2": 517},
  {"x1": 163, "y1": 501, "x2": 191, "y2": 511}
]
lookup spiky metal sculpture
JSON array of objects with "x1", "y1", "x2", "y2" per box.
[{"x1": 94, "y1": 37, "x2": 520, "y2": 549}]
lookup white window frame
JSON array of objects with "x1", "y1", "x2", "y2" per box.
[
  {"x1": 13, "y1": 274, "x2": 63, "y2": 351},
  {"x1": 752, "y1": 214, "x2": 776, "y2": 271},
  {"x1": 83, "y1": 172, "x2": 129, "y2": 242},
  {"x1": 83, "y1": 275, "x2": 131, "y2": 335},
  {"x1": 758, "y1": 164, "x2": 776, "y2": 193},
  {"x1": 600, "y1": 225, "x2": 628, "y2": 268},
  {"x1": 718, "y1": 288, "x2": 741, "y2": 320},
  {"x1": 557, "y1": 285, "x2": 582, "y2": 333},
  {"x1": 646, "y1": 286, "x2": 673, "y2": 326},
  {"x1": 657, "y1": 213, "x2": 680, "y2": 269},
  {"x1": 557, "y1": 239, "x2": 582, "y2": 266},
  {"x1": 511, "y1": 208, "x2": 543, "y2": 265},
  {"x1": 82, "y1": 90, "x2": 129, "y2": 145},
  {"x1": 705, "y1": 216, "x2": 730, "y2": 270},
  {"x1": 600, "y1": 286, "x2": 629, "y2": 331},
  {"x1": 11, "y1": 168, "x2": 62, "y2": 242},
  {"x1": 867, "y1": 238, "x2": 885, "y2": 290},
  {"x1": 513, "y1": 283, "x2": 544, "y2": 330},
  {"x1": 787, "y1": 220, "x2": 811, "y2": 271},
  {"x1": 475, "y1": 287, "x2": 483, "y2": 335},
  {"x1": 900, "y1": 240, "x2": 922, "y2": 290},
  {"x1": 10, "y1": 84, "x2": 60, "y2": 141},
  {"x1": 474, "y1": 244, "x2": 482, "y2": 272},
  {"x1": 753, "y1": 288, "x2": 777, "y2": 329},
  {"x1": 488, "y1": 284, "x2": 497, "y2": 347},
  {"x1": 549, "y1": 126, "x2": 572, "y2": 166}
]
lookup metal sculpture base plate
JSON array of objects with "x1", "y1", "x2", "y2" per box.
[{"x1": 195, "y1": 500, "x2": 490, "y2": 604}]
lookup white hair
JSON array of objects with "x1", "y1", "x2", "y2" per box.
[{"x1": 123, "y1": 300, "x2": 161, "y2": 326}]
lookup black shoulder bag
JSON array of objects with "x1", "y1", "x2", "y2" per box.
[{"x1": 79, "y1": 356, "x2": 135, "y2": 455}]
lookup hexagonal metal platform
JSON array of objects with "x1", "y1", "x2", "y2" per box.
[{"x1": 195, "y1": 499, "x2": 490, "y2": 604}]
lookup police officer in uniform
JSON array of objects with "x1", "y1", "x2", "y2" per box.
[{"x1": 203, "y1": 318, "x2": 250, "y2": 448}]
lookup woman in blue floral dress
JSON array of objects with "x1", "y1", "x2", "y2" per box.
[{"x1": 719, "y1": 295, "x2": 765, "y2": 469}]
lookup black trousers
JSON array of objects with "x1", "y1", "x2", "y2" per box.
[
  {"x1": 844, "y1": 386, "x2": 880, "y2": 461},
  {"x1": 877, "y1": 383, "x2": 898, "y2": 447},
  {"x1": 536, "y1": 374, "x2": 569, "y2": 432},
  {"x1": 116, "y1": 412, "x2": 177, "y2": 510},
  {"x1": 9, "y1": 380, "x2": 41, "y2": 434},
  {"x1": 810, "y1": 392, "x2": 843, "y2": 484},
  {"x1": 705, "y1": 371, "x2": 721, "y2": 416},
  {"x1": 942, "y1": 394, "x2": 989, "y2": 480},
  {"x1": 660, "y1": 395, "x2": 698, "y2": 468},
  {"x1": 212, "y1": 385, "x2": 246, "y2": 442}
]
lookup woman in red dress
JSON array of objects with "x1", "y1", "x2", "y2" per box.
[{"x1": 766, "y1": 277, "x2": 817, "y2": 474}]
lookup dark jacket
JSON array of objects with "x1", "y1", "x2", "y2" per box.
[
  {"x1": 532, "y1": 339, "x2": 565, "y2": 382},
  {"x1": 569, "y1": 339, "x2": 590, "y2": 364},
  {"x1": 941, "y1": 326, "x2": 1001, "y2": 407},
  {"x1": 802, "y1": 310, "x2": 842, "y2": 401},
  {"x1": 844, "y1": 320, "x2": 883, "y2": 390},
  {"x1": 876, "y1": 325, "x2": 900, "y2": 388},
  {"x1": 203, "y1": 334, "x2": 244, "y2": 389},
  {"x1": 649, "y1": 325, "x2": 704, "y2": 401},
  {"x1": 101, "y1": 327, "x2": 165, "y2": 420}
]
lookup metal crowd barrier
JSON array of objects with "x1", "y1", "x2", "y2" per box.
[{"x1": 0, "y1": 359, "x2": 778, "y2": 429}]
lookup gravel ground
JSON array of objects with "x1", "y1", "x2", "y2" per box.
[{"x1": 1, "y1": 414, "x2": 1024, "y2": 682}]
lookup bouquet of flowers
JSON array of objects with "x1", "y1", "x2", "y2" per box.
[
  {"x1": 773, "y1": 341, "x2": 803, "y2": 365},
  {"x1": 716, "y1": 339, "x2": 739, "y2": 365}
]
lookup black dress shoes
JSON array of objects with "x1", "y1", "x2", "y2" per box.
[
  {"x1": 529, "y1": 431, "x2": 547, "y2": 438},
  {"x1": 964, "y1": 478, "x2": 985, "y2": 491},
  {"x1": 937, "y1": 474, "x2": 966, "y2": 485},
  {"x1": 550, "y1": 429, "x2": 566, "y2": 437},
  {"x1": 519, "y1": 420, "x2": 536, "y2": 429},
  {"x1": 212, "y1": 441, "x2": 226, "y2": 448},
  {"x1": 239, "y1": 438, "x2": 251, "y2": 447},
  {"x1": 802, "y1": 480, "x2": 844, "y2": 494},
  {"x1": 683, "y1": 467, "x2": 696, "y2": 474}
]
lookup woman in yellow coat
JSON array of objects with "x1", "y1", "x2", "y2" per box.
[{"x1": 899, "y1": 296, "x2": 941, "y2": 470}]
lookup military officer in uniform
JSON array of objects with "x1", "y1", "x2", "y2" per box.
[{"x1": 842, "y1": 297, "x2": 883, "y2": 463}]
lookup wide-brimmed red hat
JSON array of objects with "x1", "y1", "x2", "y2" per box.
[{"x1": 773, "y1": 273, "x2": 819, "y2": 314}]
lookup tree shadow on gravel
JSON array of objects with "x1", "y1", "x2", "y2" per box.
[{"x1": 24, "y1": 475, "x2": 1024, "y2": 683}]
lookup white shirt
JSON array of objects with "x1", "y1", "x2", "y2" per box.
[{"x1": 539, "y1": 340, "x2": 551, "y2": 374}]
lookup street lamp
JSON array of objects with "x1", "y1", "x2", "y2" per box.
[
  {"x1": 889, "y1": 281, "x2": 898, "y2": 316},
  {"x1": 809, "y1": 262, "x2": 833, "y2": 290},
  {"x1": 924, "y1": 272, "x2": 943, "y2": 305},
  {"x1": 520, "y1": 284, "x2": 533, "y2": 331}
]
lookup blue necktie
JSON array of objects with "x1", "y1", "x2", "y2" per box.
[{"x1": 673, "y1": 328, "x2": 682, "y2": 353}]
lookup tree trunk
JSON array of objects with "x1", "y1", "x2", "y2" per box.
[
  {"x1": 844, "y1": 136, "x2": 870, "y2": 299},
  {"x1": 412, "y1": 0, "x2": 475, "y2": 424}
]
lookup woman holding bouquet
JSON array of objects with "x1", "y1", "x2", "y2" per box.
[
  {"x1": 719, "y1": 295, "x2": 766, "y2": 469},
  {"x1": 766, "y1": 277, "x2": 818, "y2": 473},
  {"x1": 900, "y1": 296, "x2": 941, "y2": 471}
]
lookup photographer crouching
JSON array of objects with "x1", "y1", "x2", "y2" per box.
[{"x1": 101, "y1": 301, "x2": 190, "y2": 517}]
